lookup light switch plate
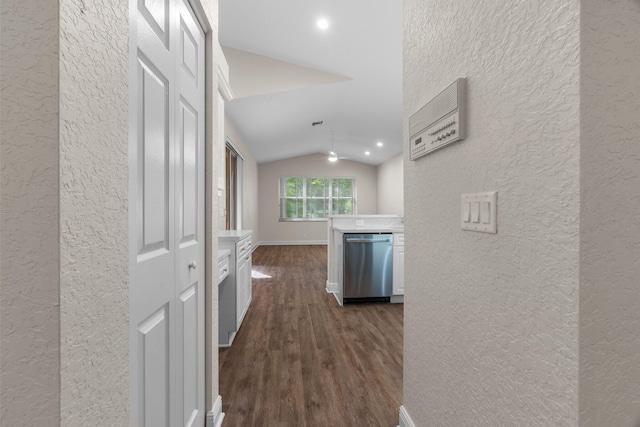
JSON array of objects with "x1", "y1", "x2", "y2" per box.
[{"x1": 461, "y1": 191, "x2": 497, "y2": 233}]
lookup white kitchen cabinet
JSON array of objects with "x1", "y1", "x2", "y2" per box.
[
  {"x1": 219, "y1": 230, "x2": 253, "y2": 347},
  {"x1": 393, "y1": 233, "x2": 404, "y2": 296},
  {"x1": 236, "y1": 237, "x2": 252, "y2": 327},
  {"x1": 218, "y1": 250, "x2": 230, "y2": 283},
  {"x1": 327, "y1": 216, "x2": 405, "y2": 305}
]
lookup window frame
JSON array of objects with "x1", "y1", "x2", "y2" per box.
[{"x1": 278, "y1": 176, "x2": 357, "y2": 222}]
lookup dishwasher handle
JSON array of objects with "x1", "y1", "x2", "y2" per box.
[{"x1": 345, "y1": 238, "x2": 392, "y2": 243}]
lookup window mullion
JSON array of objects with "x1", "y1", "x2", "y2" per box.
[
  {"x1": 302, "y1": 179, "x2": 307, "y2": 218},
  {"x1": 328, "y1": 179, "x2": 333, "y2": 216}
]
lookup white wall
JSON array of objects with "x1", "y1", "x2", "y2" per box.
[
  {"x1": 376, "y1": 153, "x2": 404, "y2": 215},
  {"x1": 258, "y1": 155, "x2": 377, "y2": 244},
  {"x1": 403, "y1": 1, "x2": 580, "y2": 425},
  {"x1": 579, "y1": 0, "x2": 640, "y2": 425}
]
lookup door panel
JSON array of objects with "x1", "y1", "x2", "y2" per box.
[
  {"x1": 139, "y1": 0, "x2": 170, "y2": 47},
  {"x1": 179, "y1": 100, "x2": 198, "y2": 245},
  {"x1": 174, "y1": 1, "x2": 205, "y2": 424},
  {"x1": 138, "y1": 58, "x2": 170, "y2": 258},
  {"x1": 138, "y1": 306, "x2": 170, "y2": 427},
  {"x1": 180, "y1": 21, "x2": 198, "y2": 82},
  {"x1": 179, "y1": 284, "x2": 198, "y2": 426}
]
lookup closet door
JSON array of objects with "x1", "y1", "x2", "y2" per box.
[
  {"x1": 174, "y1": 0, "x2": 205, "y2": 425},
  {"x1": 129, "y1": 0, "x2": 205, "y2": 425}
]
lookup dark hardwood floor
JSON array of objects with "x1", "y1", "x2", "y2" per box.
[{"x1": 219, "y1": 245, "x2": 403, "y2": 427}]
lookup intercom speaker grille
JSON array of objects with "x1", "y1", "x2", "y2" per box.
[{"x1": 409, "y1": 80, "x2": 459, "y2": 135}]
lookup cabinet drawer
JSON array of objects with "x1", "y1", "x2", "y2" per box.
[
  {"x1": 236, "y1": 236, "x2": 252, "y2": 258},
  {"x1": 218, "y1": 256, "x2": 230, "y2": 283},
  {"x1": 394, "y1": 233, "x2": 405, "y2": 246},
  {"x1": 238, "y1": 250, "x2": 252, "y2": 265}
]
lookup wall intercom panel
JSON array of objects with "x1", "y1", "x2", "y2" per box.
[{"x1": 409, "y1": 78, "x2": 466, "y2": 160}]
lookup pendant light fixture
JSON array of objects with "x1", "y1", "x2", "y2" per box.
[{"x1": 328, "y1": 130, "x2": 338, "y2": 162}]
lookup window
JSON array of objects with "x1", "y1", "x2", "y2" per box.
[{"x1": 279, "y1": 177, "x2": 356, "y2": 221}]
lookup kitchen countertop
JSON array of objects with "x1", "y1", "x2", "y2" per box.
[
  {"x1": 218, "y1": 249, "x2": 231, "y2": 261},
  {"x1": 332, "y1": 226, "x2": 404, "y2": 233},
  {"x1": 218, "y1": 230, "x2": 253, "y2": 241},
  {"x1": 328, "y1": 215, "x2": 403, "y2": 219}
]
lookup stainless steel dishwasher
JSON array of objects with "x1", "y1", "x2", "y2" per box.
[{"x1": 343, "y1": 233, "x2": 393, "y2": 302}]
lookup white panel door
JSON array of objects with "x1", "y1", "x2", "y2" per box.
[
  {"x1": 174, "y1": 1, "x2": 205, "y2": 425},
  {"x1": 130, "y1": 0, "x2": 205, "y2": 426}
]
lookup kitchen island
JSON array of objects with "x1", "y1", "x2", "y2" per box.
[{"x1": 326, "y1": 215, "x2": 404, "y2": 306}]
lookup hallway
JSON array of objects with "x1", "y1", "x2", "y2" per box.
[{"x1": 219, "y1": 245, "x2": 403, "y2": 426}]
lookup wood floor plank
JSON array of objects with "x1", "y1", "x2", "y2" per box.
[{"x1": 219, "y1": 245, "x2": 403, "y2": 427}]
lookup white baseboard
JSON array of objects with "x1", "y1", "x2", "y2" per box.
[
  {"x1": 257, "y1": 240, "x2": 328, "y2": 246},
  {"x1": 390, "y1": 295, "x2": 404, "y2": 304},
  {"x1": 218, "y1": 331, "x2": 236, "y2": 348},
  {"x1": 332, "y1": 291, "x2": 343, "y2": 306},
  {"x1": 206, "y1": 395, "x2": 225, "y2": 427},
  {"x1": 399, "y1": 405, "x2": 415, "y2": 427},
  {"x1": 325, "y1": 280, "x2": 339, "y2": 293}
]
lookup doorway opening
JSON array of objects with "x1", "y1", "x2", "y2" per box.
[{"x1": 225, "y1": 140, "x2": 243, "y2": 230}]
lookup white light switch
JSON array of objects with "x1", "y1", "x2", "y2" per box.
[
  {"x1": 481, "y1": 202, "x2": 490, "y2": 224},
  {"x1": 461, "y1": 192, "x2": 497, "y2": 233},
  {"x1": 471, "y1": 202, "x2": 480, "y2": 223},
  {"x1": 462, "y1": 202, "x2": 471, "y2": 222}
]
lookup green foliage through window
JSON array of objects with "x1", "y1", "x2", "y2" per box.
[{"x1": 279, "y1": 177, "x2": 355, "y2": 220}]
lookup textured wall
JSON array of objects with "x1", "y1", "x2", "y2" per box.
[
  {"x1": 376, "y1": 153, "x2": 404, "y2": 215},
  {"x1": 206, "y1": 0, "x2": 223, "y2": 409},
  {"x1": 217, "y1": 94, "x2": 226, "y2": 231},
  {"x1": 403, "y1": 0, "x2": 580, "y2": 425},
  {"x1": 0, "y1": 1, "x2": 61, "y2": 425},
  {"x1": 258, "y1": 155, "x2": 378, "y2": 244},
  {"x1": 580, "y1": 0, "x2": 640, "y2": 424},
  {"x1": 58, "y1": 0, "x2": 129, "y2": 424},
  {"x1": 2, "y1": 0, "x2": 223, "y2": 424}
]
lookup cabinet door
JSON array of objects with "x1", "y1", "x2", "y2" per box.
[
  {"x1": 237, "y1": 254, "x2": 252, "y2": 324},
  {"x1": 245, "y1": 255, "x2": 252, "y2": 311},
  {"x1": 393, "y1": 246, "x2": 405, "y2": 295},
  {"x1": 236, "y1": 258, "x2": 246, "y2": 326}
]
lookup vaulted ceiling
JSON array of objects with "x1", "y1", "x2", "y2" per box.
[{"x1": 219, "y1": 0, "x2": 403, "y2": 165}]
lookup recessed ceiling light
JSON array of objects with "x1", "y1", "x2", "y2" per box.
[
  {"x1": 317, "y1": 18, "x2": 329, "y2": 30},
  {"x1": 376, "y1": 141, "x2": 383, "y2": 147},
  {"x1": 365, "y1": 151, "x2": 371, "y2": 156}
]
